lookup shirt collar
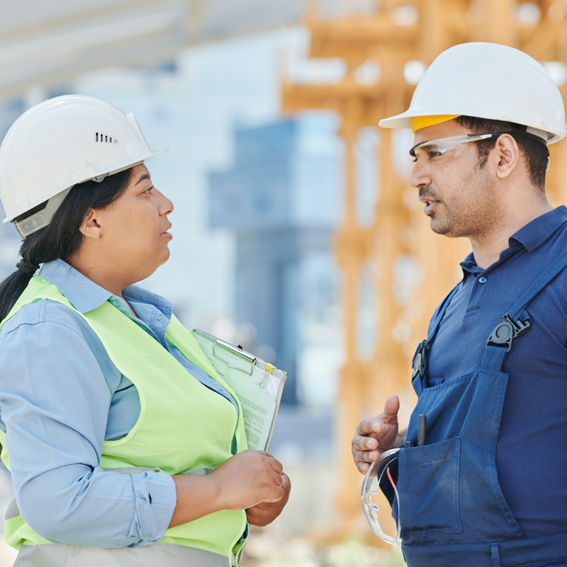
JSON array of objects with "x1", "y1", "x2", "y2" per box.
[
  {"x1": 460, "y1": 206, "x2": 567, "y2": 275},
  {"x1": 508, "y1": 205, "x2": 567, "y2": 253},
  {"x1": 39, "y1": 259, "x2": 172, "y2": 316},
  {"x1": 123, "y1": 284, "x2": 172, "y2": 316},
  {"x1": 40, "y1": 259, "x2": 112, "y2": 313},
  {"x1": 460, "y1": 252, "x2": 481, "y2": 275}
]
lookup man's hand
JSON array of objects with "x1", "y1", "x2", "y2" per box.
[
  {"x1": 351, "y1": 394, "x2": 404, "y2": 474},
  {"x1": 246, "y1": 473, "x2": 291, "y2": 527}
]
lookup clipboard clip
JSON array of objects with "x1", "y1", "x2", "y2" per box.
[
  {"x1": 257, "y1": 362, "x2": 275, "y2": 388},
  {"x1": 258, "y1": 371, "x2": 270, "y2": 388},
  {"x1": 212, "y1": 343, "x2": 255, "y2": 375}
]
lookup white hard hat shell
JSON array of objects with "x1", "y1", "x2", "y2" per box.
[
  {"x1": 0, "y1": 95, "x2": 167, "y2": 234},
  {"x1": 380, "y1": 42, "x2": 567, "y2": 143}
]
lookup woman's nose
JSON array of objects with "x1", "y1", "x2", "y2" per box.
[{"x1": 158, "y1": 191, "x2": 174, "y2": 215}]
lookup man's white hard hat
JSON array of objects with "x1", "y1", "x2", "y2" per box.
[
  {"x1": 0, "y1": 95, "x2": 167, "y2": 238},
  {"x1": 379, "y1": 42, "x2": 567, "y2": 143}
]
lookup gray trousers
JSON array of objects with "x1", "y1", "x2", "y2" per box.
[{"x1": 15, "y1": 542, "x2": 232, "y2": 567}]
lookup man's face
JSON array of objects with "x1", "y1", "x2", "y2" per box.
[{"x1": 408, "y1": 120, "x2": 504, "y2": 240}]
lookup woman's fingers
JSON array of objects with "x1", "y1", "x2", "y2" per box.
[{"x1": 255, "y1": 451, "x2": 284, "y2": 475}]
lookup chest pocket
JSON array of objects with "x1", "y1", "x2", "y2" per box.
[{"x1": 396, "y1": 437, "x2": 462, "y2": 541}]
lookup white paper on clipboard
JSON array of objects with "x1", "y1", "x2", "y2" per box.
[{"x1": 191, "y1": 329, "x2": 286, "y2": 451}]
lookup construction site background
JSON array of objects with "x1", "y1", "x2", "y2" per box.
[{"x1": 1, "y1": 1, "x2": 567, "y2": 565}]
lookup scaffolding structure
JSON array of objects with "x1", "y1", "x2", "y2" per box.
[{"x1": 282, "y1": 0, "x2": 567, "y2": 536}]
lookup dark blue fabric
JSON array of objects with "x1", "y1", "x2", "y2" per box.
[
  {"x1": 393, "y1": 206, "x2": 567, "y2": 566},
  {"x1": 425, "y1": 206, "x2": 567, "y2": 538}
]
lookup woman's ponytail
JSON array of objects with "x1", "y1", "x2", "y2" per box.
[
  {"x1": 0, "y1": 269, "x2": 36, "y2": 322},
  {"x1": 0, "y1": 167, "x2": 133, "y2": 323}
]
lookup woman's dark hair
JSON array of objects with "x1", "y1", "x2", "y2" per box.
[
  {"x1": 456, "y1": 116, "x2": 549, "y2": 192},
  {"x1": 0, "y1": 167, "x2": 133, "y2": 321}
]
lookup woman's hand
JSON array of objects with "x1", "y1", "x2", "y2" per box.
[
  {"x1": 246, "y1": 472, "x2": 291, "y2": 527},
  {"x1": 211, "y1": 450, "x2": 285, "y2": 511},
  {"x1": 169, "y1": 449, "x2": 285, "y2": 528}
]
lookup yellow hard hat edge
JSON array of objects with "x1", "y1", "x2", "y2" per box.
[{"x1": 410, "y1": 115, "x2": 460, "y2": 133}]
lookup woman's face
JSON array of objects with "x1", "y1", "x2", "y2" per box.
[{"x1": 86, "y1": 163, "x2": 174, "y2": 286}]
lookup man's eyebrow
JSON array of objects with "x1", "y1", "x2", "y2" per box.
[{"x1": 135, "y1": 173, "x2": 151, "y2": 186}]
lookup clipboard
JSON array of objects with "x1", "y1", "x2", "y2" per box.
[{"x1": 191, "y1": 329, "x2": 286, "y2": 451}]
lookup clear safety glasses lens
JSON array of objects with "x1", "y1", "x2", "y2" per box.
[
  {"x1": 361, "y1": 447, "x2": 402, "y2": 547},
  {"x1": 409, "y1": 132, "x2": 510, "y2": 159}
]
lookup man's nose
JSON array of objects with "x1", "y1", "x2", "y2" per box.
[{"x1": 408, "y1": 157, "x2": 431, "y2": 189}]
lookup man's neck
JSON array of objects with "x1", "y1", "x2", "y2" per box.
[{"x1": 470, "y1": 201, "x2": 553, "y2": 269}]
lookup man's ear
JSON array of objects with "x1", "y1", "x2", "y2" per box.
[
  {"x1": 79, "y1": 209, "x2": 102, "y2": 239},
  {"x1": 494, "y1": 134, "x2": 520, "y2": 180}
]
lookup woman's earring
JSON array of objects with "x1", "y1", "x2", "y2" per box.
[{"x1": 99, "y1": 234, "x2": 103, "y2": 239}]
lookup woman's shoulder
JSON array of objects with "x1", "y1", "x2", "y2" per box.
[
  {"x1": 1, "y1": 298, "x2": 93, "y2": 341},
  {"x1": 0, "y1": 297, "x2": 125, "y2": 393}
]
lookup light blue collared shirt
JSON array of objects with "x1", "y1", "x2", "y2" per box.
[{"x1": 0, "y1": 259, "x2": 236, "y2": 548}]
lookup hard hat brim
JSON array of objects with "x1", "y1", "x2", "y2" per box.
[
  {"x1": 2, "y1": 148, "x2": 168, "y2": 225},
  {"x1": 379, "y1": 111, "x2": 565, "y2": 143}
]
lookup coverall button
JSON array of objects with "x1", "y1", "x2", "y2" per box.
[{"x1": 479, "y1": 276, "x2": 488, "y2": 284}]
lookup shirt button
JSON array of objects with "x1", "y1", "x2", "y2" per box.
[{"x1": 479, "y1": 276, "x2": 488, "y2": 284}]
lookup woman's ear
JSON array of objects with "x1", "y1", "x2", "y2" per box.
[{"x1": 79, "y1": 209, "x2": 103, "y2": 239}]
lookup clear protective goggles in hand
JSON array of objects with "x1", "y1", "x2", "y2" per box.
[
  {"x1": 361, "y1": 447, "x2": 401, "y2": 547},
  {"x1": 409, "y1": 132, "x2": 510, "y2": 159}
]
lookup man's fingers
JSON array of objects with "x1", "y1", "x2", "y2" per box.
[
  {"x1": 356, "y1": 419, "x2": 382, "y2": 436},
  {"x1": 353, "y1": 434, "x2": 378, "y2": 452},
  {"x1": 354, "y1": 448, "x2": 379, "y2": 464},
  {"x1": 353, "y1": 395, "x2": 400, "y2": 476},
  {"x1": 356, "y1": 395, "x2": 400, "y2": 436},
  {"x1": 383, "y1": 394, "x2": 400, "y2": 419}
]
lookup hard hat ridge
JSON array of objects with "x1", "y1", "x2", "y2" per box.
[
  {"x1": 0, "y1": 95, "x2": 168, "y2": 238},
  {"x1": 380, "y1": 42, "x2": 566, "y2": 143}
]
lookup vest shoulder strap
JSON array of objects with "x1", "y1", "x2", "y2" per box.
[
  {"x1": 2, "y1": 276, "x2": 241, "y2": 409},
  {"x1": 166, "y1": 317, "x2": 219, "y2": 380},
  {"x1": 1, "y1": 276, "x2": 74, "y2": 329}
]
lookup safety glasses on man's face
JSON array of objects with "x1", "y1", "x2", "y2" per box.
[{"x1": 409, "y1": 133, "x2": 512, "y2": 159}]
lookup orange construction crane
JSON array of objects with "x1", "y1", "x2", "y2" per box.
[{"x1": 282, "y1": 0, "x2": 567, "y2": 537}]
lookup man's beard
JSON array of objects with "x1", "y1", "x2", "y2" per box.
[{"x1": 424, "y1": 162, "x2": 503, "y2": 241}]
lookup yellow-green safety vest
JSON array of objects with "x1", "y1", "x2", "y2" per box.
[{"x1": 0, "y1": 276, "x2": 248, "y2": 562}]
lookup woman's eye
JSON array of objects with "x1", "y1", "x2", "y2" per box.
[
  {"x1": 426, "y1": 150, "x2": 442, "y2": 158},
  {"x1": 412, "y1": 157, "x2": 418, "y2": 163},
  {"x1": 145, "y1": 186, "x2": 154, "y2": 194}
]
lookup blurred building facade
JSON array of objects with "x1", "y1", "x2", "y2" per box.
[
  {"x1": 0, "y1": 34, "x2": 354, "y2": 564},
  {"x1": 209, "y1": 117, "x2": 343, "y2": 405},
  {"x1": 0, "y1": 100, "x2": 27, "y2": 279}
]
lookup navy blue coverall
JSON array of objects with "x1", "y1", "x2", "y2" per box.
[{"x1": 390, "y1": 206, "x2": 567, "y2": 566}]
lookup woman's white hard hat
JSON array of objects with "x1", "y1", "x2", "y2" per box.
[
  {"x1": 0, "y1": 95, "x2": 167, "y2": 238},
  {"x1": 379, "y1": 42, "x2": 567, "y2": 143}
]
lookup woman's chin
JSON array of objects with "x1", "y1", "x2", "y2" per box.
[{"x1": 158, "y1": 246, "x2": 171, "y2": 265}]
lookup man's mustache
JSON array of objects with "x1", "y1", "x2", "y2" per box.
[{"x1": 418, "y1": 187, "x2": 441, "y2": 201}]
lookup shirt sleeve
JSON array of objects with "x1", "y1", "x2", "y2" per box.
[{"x1": 0, "y1": 304, "x2": 177, "y2": 548}]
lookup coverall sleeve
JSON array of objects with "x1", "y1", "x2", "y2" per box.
[{"x1": 0, "y1": 308, "x2": 177, "y2": 548}]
